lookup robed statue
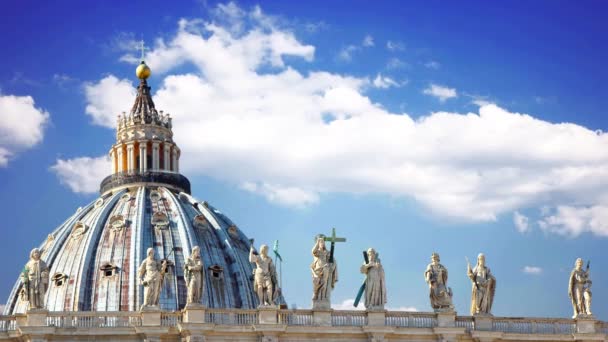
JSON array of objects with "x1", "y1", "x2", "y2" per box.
[
  {"x1": 184, "y1": 246, "x2": 205, "y2": 306},
  {"x1": 424, "y1": 252, "x2": 454, "y2": 311},
  {"x1": 138, "y1": 248, "x2": 167, "y2": 309},
  {"x1": 568, "y1": 258, "x2": 592, "y2": 318},
  {"x1": 467, "y1": 253, "x2": 496, "y2": 315},
  {"x1": 360, "y1": 248, "x2": 387, "y2": 310},
  {"x1": 21, "y1": 248, "x2": 50, "y2": 310},
  {"x1": 311, "y1": 237, "x2": 338, "y2": 308},
  {"x1": 249, "y1": 244, "x2": 279, "y2": 306}
]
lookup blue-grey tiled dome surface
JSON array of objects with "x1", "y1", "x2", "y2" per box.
[{"x1": 4, "y1": 186, "x2": 258, "y2": 313}]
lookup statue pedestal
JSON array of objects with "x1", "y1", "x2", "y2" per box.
[
  {"x1": 26, "y1": 309, "x2": 49, "y2": 327},
  {"x1": 313, "y1": 309, "x2": 332, "y2": 326},
  {"x1": 436, "y1": 310, "x2": 456, "y2": 328},
  {"x1": 575, "y1": 316, "x2": 596, "y2": 334},
  {"x1": 140, "y1": 306, "x2": 162, "y2": 326},
  {"x1": 473, "y1": 314, "x2": 493, "y2": 331},
  {"x1": 312, "y1": 299, "x2": 331, "y2": 310},
  {"x1": 258, "y1": 306, "x2": 278, "y2": 324},
  {"x1": 183, "y1": 304, "x2": 206, "y2": 324},
  {"x1": 367, "y1": 310, "x2": 386, "y2": 326}
]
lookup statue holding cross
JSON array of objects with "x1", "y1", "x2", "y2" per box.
[{"x1": 311, "y1": 227, "x2": 346, "y2": 310}]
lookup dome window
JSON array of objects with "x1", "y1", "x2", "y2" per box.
[
  {"x1": 178, "y1": 193, "x2": 190, "y2": 202},
  {"x1": 94, "y1": 198, "x2": 104, "y2": 208},
  {"x1": 52, "y1": 273, "x2": 68, "y2": 287},
  {"x1": 109, "y1": 215, "x2": 125, "y2": 231},
  {"x1": 151, "y1": 212, "x2": 169, "y2": 230},
  {"x1": 149, "y1": 190, "x2": 161, "y2": 202},
  {"x1": 193, "y1": 214, "x2": 207, "y2": 228},
  {"x1": 120, "y1": 193, "x2": 131, "y2": 202},
  {"x1": 208, "y1": 265, "x2": 223, "y2": 279},
  {"x1": 227, "y1": 225, "x2": 239, "y2": 237},
  {"x1": 100, "y1": 263, "x2": 117, "y2": 278},
  {"x1": 71, "y1": 221, "x2": 88, "y2": 239}
]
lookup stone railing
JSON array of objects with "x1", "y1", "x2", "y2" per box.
[
  {"x1": 45, "y1": 311, "x2": 142, "y2": 328},
  {"x1": 99, "y1": 170, "x2": 191, "y2": 194},
  {"x1": 0, "y1": 308, "x2": 605, "y2": 341},
  {"x1": 491, "y1": 317, "x2": 576, "y2": 334}
]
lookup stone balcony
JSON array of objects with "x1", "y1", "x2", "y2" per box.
[{"x1": 0, "y1": 308, "x2": 605, "y2": 342}]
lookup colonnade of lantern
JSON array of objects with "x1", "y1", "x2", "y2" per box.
[{"x1": 109, "y1": 140, "x2": 180, "y2": 174}]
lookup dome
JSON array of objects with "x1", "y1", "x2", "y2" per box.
[{"x1": 3, "y1": 58, "x2": 273, "y2": 314}]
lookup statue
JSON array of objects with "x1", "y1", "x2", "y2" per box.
[
  {"x1": 360, "y1": 248, "x2": 387, "y2": 310},
  {"x1": 184, "y1": 246, "x2": 205, "y2": 306},
  {"x1": 249, "y1": 244, "x2": 279, "y2": 306},
  {"x1": 569, "y1": 258, "x2": 592, "y2": 318},
  {"x1": 138, "y1": 248, "x2": 167, "y2": 309},
  {"x1": 311, "y1": 237, "x2": 338, "y2": 308},
  {"x1": 424, "y1": 252, "x2": 454, "y2": 311},
  {"x1": 20, "y1": 248, "x2": 49, "y2": 310},
  {"x1": 467, "y1": 253, "x2": 496, "y2": 315}
]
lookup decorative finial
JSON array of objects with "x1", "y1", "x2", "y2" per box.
[{"x1": 135, "y1": 39, "x2": 151, "y2": 80}]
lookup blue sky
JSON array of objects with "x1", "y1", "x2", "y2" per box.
[{"x1": 1, "y1": 0, "x2": 608, "y2": 317}]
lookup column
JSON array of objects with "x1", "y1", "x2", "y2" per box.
[
  {"x1": 139, "y1": 142, "x2": 147, "y2": 173},
  {"x1": 110, "y1": 148, "x2": 116, "y2": 174},
  {"x1": 117, "y1": 145, "x2": 124, "y2": 173},
  {"x1": 171, "y1": 148, "x2": 178, "y2": 172},
  {"x1": 163, "y1": 143, "x2": 171, "y2": 171},
  {"x1": 152, "y1": 142, "x2": 160, "y2": 171},
  {"x1": 126, "y1": 142, "x2": 135, "y2": 172},
  {"x1": 175, "y1": 148, "x2": 180, "y2": 173}
]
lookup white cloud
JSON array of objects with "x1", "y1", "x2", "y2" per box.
[
  {"x1": 68, "y1": 3, "x2": 608, "y2": 230},
  {"x1": 84, "y1": 76, "x2": 135, "y2": 128},
  {"x1": 386, "y1": 58, "x2": 407, "y2": 70},
  {"x1": 523, "y1": 266, "x2": 543, "y2": 275},
  {"x1": 386, "y1": 40, "x2": 405, "y2": 51},
  {"x1": 0, "y1": 94, "x2": 49, "y2": 166},
  {"x1": 372, "y1": 74, "x2": 401, "y2": 89},
  {"x1": 386, "y1": 305, "x2": 418, "y2": 312},
  {"x1": 50, "y1": 156, "x2": 111, "y2": 194},
  {"x1": 424, "y1": 61, "x2": 440, "y2": 69},
  {"x1": 423, "y1": 84, "x2": 457, "y2": 102},
  {"x1": 240, "y1": 182, "x2": 319, "y2": 208},
  {"x1": 0, "y1": 304, "x2": 5, "y2": 314},
  {"x1": 538, "y1": 205, "x2": 608, "y2": 237},
  {"x1": 332, "y1": 298, "x2": 364, "y2": 311},
  {"x1": 362, "y1": 34, "x2": 374, "y2": 47},
  {"x1": 513, "y1": 211, "x2": 530, "y2": 233},
  {"x1": 338, "y1": 45, "x2": 358, "y2": 62}
]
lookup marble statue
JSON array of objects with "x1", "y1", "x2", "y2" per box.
[
  {"x1": 138, "y1": 248, "x2": 168, "y2": 309},
  {"x1": 467, "y1": 253, "x2": 496, "y2": 315},
  {"x1": 249, "y1": 244, "x2": 278, "y2": 306},
  {"x1": 424, "y1": 252, "x2": 453, "y2": 311},
  {"x1": 311, "y1": 236, "x2": 338, "y2": 308},
  {"x1": 21, "y1": 248, "x2": 50, "y2": 310},
  {"x1": 569, "y1": 258, "x2": 592, "y2": 318},
  {"x1": 184, "y1": 246, "x2": 205, "y2": 306},
  {"x1": 360, "y1": 248, "x2": 387, "y2": 310}
]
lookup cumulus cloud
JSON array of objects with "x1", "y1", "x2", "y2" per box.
[
  {"x1": 372, "y1": 74, "x2": 401, "y2": 89},
  {"x1": 386, "y1": 58, "x2": 407, "y2": 70},
  {"x1": 538, "y1": 205, "x2": 608, "y2": 237},
  {"x1": 64, "y1": 3, "x2": 608, "y2": 232},
  {"x1": 423, "y1": 84, "x2": 457, "y2": 102},
  {"x1": 51, "y1": 156, "x2": 111, "y2": 193},
  {"x1": 362, "y1": 34, "x2": 374, "y2": 47},
  {"x1": 332, "y1": 298, "x2": 364, "y2": 311},
  {"x1": 84, "y1": 75, "x2": 135, "y2": 128},
  {"x1": 424, "y1": 61, "x2": 441, "y2": 69},
  {"x1": 513, "y1": 211, "x2": 530, "y2": 233},
  {"x1": 523, "y1": 266, "x2": 543, "y2": 275},
  {"x1": 386, "y1": 40, "x2": 405, "y2": 51},
  {"x1": 0, "y1": 94, "x2": 49, "y2": 166}
]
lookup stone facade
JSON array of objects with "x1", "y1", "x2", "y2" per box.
[{"x1": 0, "y1": 308, "x2": 606, "y2": 341}]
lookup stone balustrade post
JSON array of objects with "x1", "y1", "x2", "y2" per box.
[
  {"x1": 437, "y1": 311, "x2": 456, "y2": 328},
  {"x1": 367, "y1": 310, "x2": 386, "y2": 326},
  {"x1": 473, "y1": 314, "x2": 493, "y2": 331},
  {"x1": 258, "y1": 306, "x2": 278, "y2": 324},
  {"x1": 312, "y1": 309, "x2": 332, "y2": 326},
  {"x1": 183, "y1": 305, "x2": 206, "y2": 324},
  {"x1": 140, "y1": 308, "x2": 161, "y2": 326},
  {"x1": 575, "y1": 317, "x2": 597, "y2": 334}
]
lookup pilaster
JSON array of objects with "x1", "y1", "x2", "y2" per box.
[
  {"x1": 163, "y1": 143, "x2": 171, "y2": 171},
  {"x1": 139, "y1": 141, "x2": 147, "y2": 172},
  {"x1": 152, "y1": 141, "x2": 160, "y2": 171},
  {"x1": 172, "y1": 149, "x2": 178, "y2": 172},
  {"x1": 126, "y1": 142, "x2": 135, "y2": 172}
]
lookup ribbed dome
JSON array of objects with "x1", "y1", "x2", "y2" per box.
[{"x1": 5, "y1": 186, "x2": 259, "y2": 314}]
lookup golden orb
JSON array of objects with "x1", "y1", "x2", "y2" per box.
[{"x1": 136, "y1": 61, "x2": 151, "y2": 79}]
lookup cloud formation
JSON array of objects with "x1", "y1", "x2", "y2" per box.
[
  {"x1": 523, "y1": 266, "x2": 543, "y2": 275},
  {"x1": 423, "y1": 84, "x2": 457, "y2": 102},
  {"x1": 51, "y1": 156, "x2": 111, "y2": 194},
  {"x1": 57, "y1": 3, "x2": 608, "y2": 236},
  {"x1": 538, "y1": 205, "x2": 608, "y2": 237},
  {"x1": 0, "y1": 94, "x2": 49, "y2": 166},
  {"x1": 513, "y1": 211, "x2": 530, "y2": 233}
]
